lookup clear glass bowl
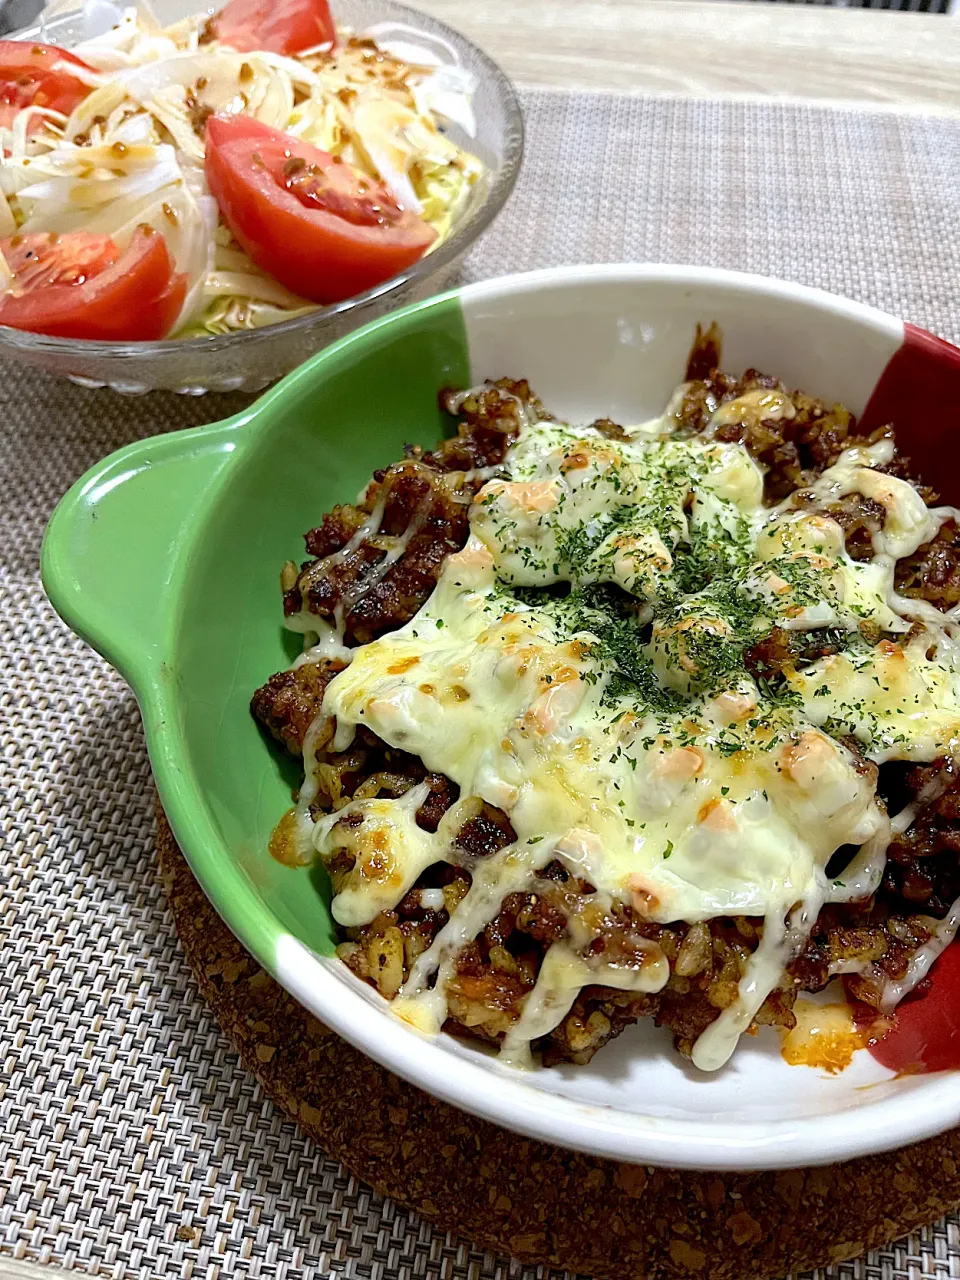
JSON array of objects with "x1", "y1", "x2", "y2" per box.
[{"x1": 4, "y1": 0, "x2": 523, "y2": 393}]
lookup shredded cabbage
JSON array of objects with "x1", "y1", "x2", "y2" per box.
[{"x1": 0, "y1": 1, "x2": 484, "y2": 336}]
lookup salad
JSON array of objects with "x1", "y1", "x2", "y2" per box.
[{"x1": 0, "y1": 0, "x2": 483, "y2": 340}]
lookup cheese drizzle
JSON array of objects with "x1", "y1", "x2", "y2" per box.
[{"x1": 295, "y1": 383, "x2": 960, "y2": 1071}]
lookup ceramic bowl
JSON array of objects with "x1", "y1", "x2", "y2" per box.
[
  {"x1": 42, "y1": 264, "x2": 960, "y2": 1170},
  {"x1": 1, "y1": 0, "x2": 523, "y2": 393}
]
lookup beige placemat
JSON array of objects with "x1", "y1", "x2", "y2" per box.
[{"x1": 3, "y1": 90, "x2": 960, "y2": 1280}]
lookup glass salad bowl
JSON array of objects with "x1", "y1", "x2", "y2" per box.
[{"x1": 1, "y1": 0, "x2": 523, "y2": 393}]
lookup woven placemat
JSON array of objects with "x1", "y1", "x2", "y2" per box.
[{"x1": 4, "y1": 90, "x2": 960, "y2": 1279}]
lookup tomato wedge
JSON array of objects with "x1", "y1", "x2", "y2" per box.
[
  {"x1": 0, "y1": 226, "x2": 186, "y2": 341},
  {"x1": 0, "y1": 41, "x2": 94, "y2": 129},
  {"x1": 204, "y1": 115, "x2": 436, "y2": 305},
  {"x1": 209, "y1": 0, "x2": 335, "y2": 55}
]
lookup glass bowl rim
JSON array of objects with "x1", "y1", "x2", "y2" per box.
[{"x1": 0, "y1": 0, "x2": 524, "y2": 359}]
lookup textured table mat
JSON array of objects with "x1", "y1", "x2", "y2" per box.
[{"x1": 4, "y1": 90, "x2": 960, "y2": 1280}]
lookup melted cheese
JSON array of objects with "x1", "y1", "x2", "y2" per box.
[{"x1": 301, "y1": 388, "x2": 960, "y2": 1071}]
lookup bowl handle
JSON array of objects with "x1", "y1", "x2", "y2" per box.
[{"x1": 41, "y1": 416, "x2": 245, "y2": 686}]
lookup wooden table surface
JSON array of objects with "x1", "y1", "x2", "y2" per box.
[
  {"x1": 0, "y1": 2, "x2": 956, "y2": 1279},
  {"x1": 417, "y1": 0, "x2": 960, "y2": 114}
]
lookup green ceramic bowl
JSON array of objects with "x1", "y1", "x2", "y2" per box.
[{"x1": 42, "y1": 265, "x2": 960, "y2": 1171}]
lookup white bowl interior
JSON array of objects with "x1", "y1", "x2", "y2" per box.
[{"x1": 461, "y1": 265, "x2": 902, "y2": 423}]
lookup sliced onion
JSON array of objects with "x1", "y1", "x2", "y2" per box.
[
  {"x1": 247, "y1": 49, "x2": 323, "y2": 89},
  {"x1": 350, "y1": 95, "x2": 423, "y2": 212},
  {"x1": 65, "y1": 81, "x2": 131, "y2": 141},
  {"x1": 163, "y1": 186, "x2": 218, "y2": 329},
  {"x1": 205, "y1": 269, "x2": 312, "y2": 308},
  {"x1": 412, "y1": 65, "x2": 477, "y2": 138},
  {"x1": 361, "y1": 22, "x2": 462, "y2": 70},
  {"x1": 18, "y1": 143, "x2": 183, "y2": 227},
  {"x1": 0, "y1": 194, "x2": 17, "y2": 238}
]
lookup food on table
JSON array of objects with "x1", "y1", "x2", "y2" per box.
[
  {"x1": 253, "y1": 326, "x2": 960, "y2": 1072},
  {"x1": 0, "y1": 0, "x2": 483, "y2": 340}
]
